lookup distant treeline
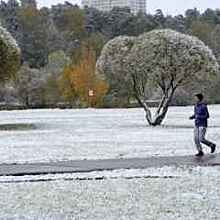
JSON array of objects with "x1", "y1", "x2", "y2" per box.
[{"x1": 0, "y1": 0, "x2": 220, "y2": 108}]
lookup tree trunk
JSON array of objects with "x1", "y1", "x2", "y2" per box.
[
  {"x1": 134, "y1": 93, "x2": 153, "y2": 125},
  {"x1": 150, "y1": 88, "x2": 176, "y2": 126},
  {"x1": 150, "y1": 97, "x2": 171, "y2": 126},
  {"x1": 135, "y1": 88, "x2": 176, "y2": 126},
  {"x1": 132, "y1": 73, "x2": 176, "y2": 126}
]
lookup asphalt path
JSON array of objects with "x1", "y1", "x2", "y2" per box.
[{"x1": 0, "y1": 153, "x2": 219, "y2": 176}]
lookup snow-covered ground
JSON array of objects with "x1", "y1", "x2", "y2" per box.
[
  {"x1": 0, "y1": 166, "x2": 220, "y2": 219},
  {"x1": 0, "y1": 105, "x2": 219, "y2": 164},
  {"x1": 0, "y1": 106, "x2": 220, "y2": 219}
]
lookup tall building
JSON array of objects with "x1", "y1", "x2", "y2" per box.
[
  {"x1": 82, "y1": 0, "x2": 146, "y2": 14},
  {"x1": 20, "y1": 0, "x2": 37, "y2": 8}
]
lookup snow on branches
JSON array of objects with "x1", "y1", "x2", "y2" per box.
[
  {"x1": 0, "y1": 25, "x2": 21, "y2": 81},
  {"x1": 97, "y1": 29, "x2": 219, "y2": 125}
]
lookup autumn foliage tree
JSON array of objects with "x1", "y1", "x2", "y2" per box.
[{"x1": 60, "y1": 46, "x2": 108, "y2": 107}]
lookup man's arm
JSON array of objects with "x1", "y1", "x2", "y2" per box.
[{"x1": 189, "y1": 106, "x2": 196, "y2": 120}]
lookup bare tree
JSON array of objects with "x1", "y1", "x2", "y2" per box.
[{"x1": 97, "y1": 29, "x2": 219, "y2": 126}]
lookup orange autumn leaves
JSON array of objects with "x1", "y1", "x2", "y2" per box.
[{"x1": 60, "y1": 46, "x2": 108, "y2": 107}]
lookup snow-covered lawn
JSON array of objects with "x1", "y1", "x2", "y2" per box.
[
  {"x1": 0, "y1": 105, "x2": 219, "y2": 164},
  {"x1": 0, "y1": 166, "x2": 220, "y2": 219},
  {"x1": 0, "y1": 107, "x2": 219, "y2": 219}
]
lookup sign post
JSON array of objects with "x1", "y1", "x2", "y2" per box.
[{"x1": 88, "y1": 89, "x2": 94, "y2": 107}]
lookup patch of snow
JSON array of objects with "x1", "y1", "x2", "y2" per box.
[
  {"x1": 0, "y1": 166, "x2": 220, "y2": 219},
  {"x1": 0, "y1": 106, "x2": 219, "y2": 163}
]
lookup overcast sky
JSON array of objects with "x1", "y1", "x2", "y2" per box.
[{"x1": 37, "y1": 0, "x2": 219, "y2": 15}]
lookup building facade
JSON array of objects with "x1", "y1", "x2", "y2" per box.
[
  {"x1": 82, "y1": 0, "x2": 146, "y2": 14},
  {"x1": 20, "y1": 0, "x2": 37, "y2": 8}
]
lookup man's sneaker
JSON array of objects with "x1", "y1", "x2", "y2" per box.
[
  {"x1": 211, "y1": 144, "x2": 216, "y2": 154},
  {"x1": 195, "y1": 151, "x2": 204, "y2": 157}
]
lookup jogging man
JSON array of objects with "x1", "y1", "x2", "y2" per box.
[{"x1": 189, "y1": 93, "x2": 216, "y2": 157}]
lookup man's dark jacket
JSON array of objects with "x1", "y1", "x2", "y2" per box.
[{"x1": 190, "y1": 102, "x2": 210, "y2": 127}]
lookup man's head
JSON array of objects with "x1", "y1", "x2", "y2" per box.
[{"x1": 194, "y1": 93, "x2": 204, "y2": 103}]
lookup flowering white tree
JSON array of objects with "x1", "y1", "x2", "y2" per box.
[
  {"x1": 97, "y1": 29, "x2": 219, "y2": 126},
  {"x1": 0, "y1": 26, "x2": 21, "y2": 82},
  {"x1": 96, "y1": 36, "x2": 135, "y2": 100}
]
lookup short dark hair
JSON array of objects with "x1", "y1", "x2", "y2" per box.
[{"x1": 195, "y1": 93, "x2": 204, "y2": 101}]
